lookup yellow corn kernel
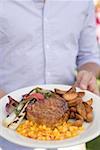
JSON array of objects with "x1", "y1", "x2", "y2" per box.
[
  {"x1": 16, "y1": 120, "x2": 84, "y2": 140},
  {"x1": 79, "y1": 126, "x2": 84, "y2": 131}
]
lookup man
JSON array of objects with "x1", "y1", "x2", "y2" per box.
[{"x1": 0, "y1": 0, "x2": 100, "y2": 150}]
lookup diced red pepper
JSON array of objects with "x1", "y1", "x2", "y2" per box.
[
  {"x1": 26, "y1": 93, "x2": 44, "y2": 101},
  {"x1": 32, "y1": 93, "x2": 44, "y2": 100}
]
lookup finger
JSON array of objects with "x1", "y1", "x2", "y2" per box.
[
  {"x1": 79, "y1": 72, "x2": 93, "y2": 90},
  {"x1": 88, "y1": 84, "x2": 99, "y2": 95},
  {"x1": 75, "y1": 71, "x2": 87, "y2": 88},
  {"x1": 88, "y1": 76, "x2": 96, "y2": 91},
  {"x1": 88, "y1": 76, "x2": 99, "y2": 95},
  {"x1": 76, "y1": 71, "x2": 84, "y2": 86}
]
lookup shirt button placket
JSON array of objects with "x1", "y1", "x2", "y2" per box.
[{"x1": 43, "y1": 12, "x2": 51, "y2": 83}]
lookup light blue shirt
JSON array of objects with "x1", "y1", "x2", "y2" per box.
[
  {"x1": 0, "y1": 1, "x2": 100, "y2": 149},
  {"x1": 0, "y1": 0, "x2": 100, "y2": 93}
]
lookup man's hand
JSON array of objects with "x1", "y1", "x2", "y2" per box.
[
  {"x1": 0, "y1": 90, "x2": 6, "y2": 99},
  {"x1": 75, "y1": 70, "x2": 99, "y2": 95}
]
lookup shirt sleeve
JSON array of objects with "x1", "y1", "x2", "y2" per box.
[{"x1": 76, "y1": 0, "x2": 100, "y2": 68}]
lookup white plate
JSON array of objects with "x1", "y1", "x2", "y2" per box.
[{"x1": 0, "y1": 84, "x2": 100, "y2": 148}]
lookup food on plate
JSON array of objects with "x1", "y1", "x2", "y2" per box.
[
  {"x1": 6, "y1": 96, "x2": 19, "y2": 115},
  {"x1": 86, "y1": 98, "x2": 93, "y2": 106},
  {"x1": 26, "y1": 94, "x2": 68, "y2": 126},
  {"x1": 16, "y1": 120, "x2": 84, "y2": 140},
  {"x1": 3, "y1": 86, "x2": 94, "y2": 140}
]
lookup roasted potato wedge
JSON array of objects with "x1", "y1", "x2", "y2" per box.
[
  {"x1": 63, "y1": 92, "x2": 78, "y2": 101},
  {"x1": 67, "y1": 86, "x2": 76, "y2": 93},
  {"x1": 70, "y1": 112, "x2": 76, "y2": 119},
  {"x1": 72, "y1": 120, "x2": 83, "y2": 127},
  {"x1": 62, "y1": 112, "x2": 70, "y2": 122},
  {"x1": 78, "y1": 92, "x2": 85, "y2": 98},
  {"x1": 66, "y1": 109, "x2": 70, "y2": 116},
  {"x1": 70, "y1": 107, "x2": 77, "y2": 113},
  {"x1": 83, "y1": 102, "x2": 93, "y2": 122},
  {"x1": 86, "y1": 112, "x2": 93, "y2": 122},
  {"x1": 86, "y1": 98, "x2": 93, "y2": 106},
  {"x1": 83, "y1": 102, "x2": 93, "y2": 113},
  {"x1": 75, "y1": 113, "x2": 84, "y2": 121},
  {"x1": 76, "y1": 103, "x2": 87, "y2": 120},
  {"x1": 68, "y1": 97, "x2": 82, "y2": 107},
  {"x1": 54, "y1": 88, "x2": 66, "y2": 95}
]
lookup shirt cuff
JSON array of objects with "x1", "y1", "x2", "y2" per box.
[{"x1": 77, "y1": 57, "x2": 100, "y2": 68}]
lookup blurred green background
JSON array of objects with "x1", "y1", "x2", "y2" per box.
[{"x1": 86, "y1": 78, "x2": 100, "y2": 150}]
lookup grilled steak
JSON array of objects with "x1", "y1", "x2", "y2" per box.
[{"x1": 26, "y1": 94, "x2": 68, "y2": 126}]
